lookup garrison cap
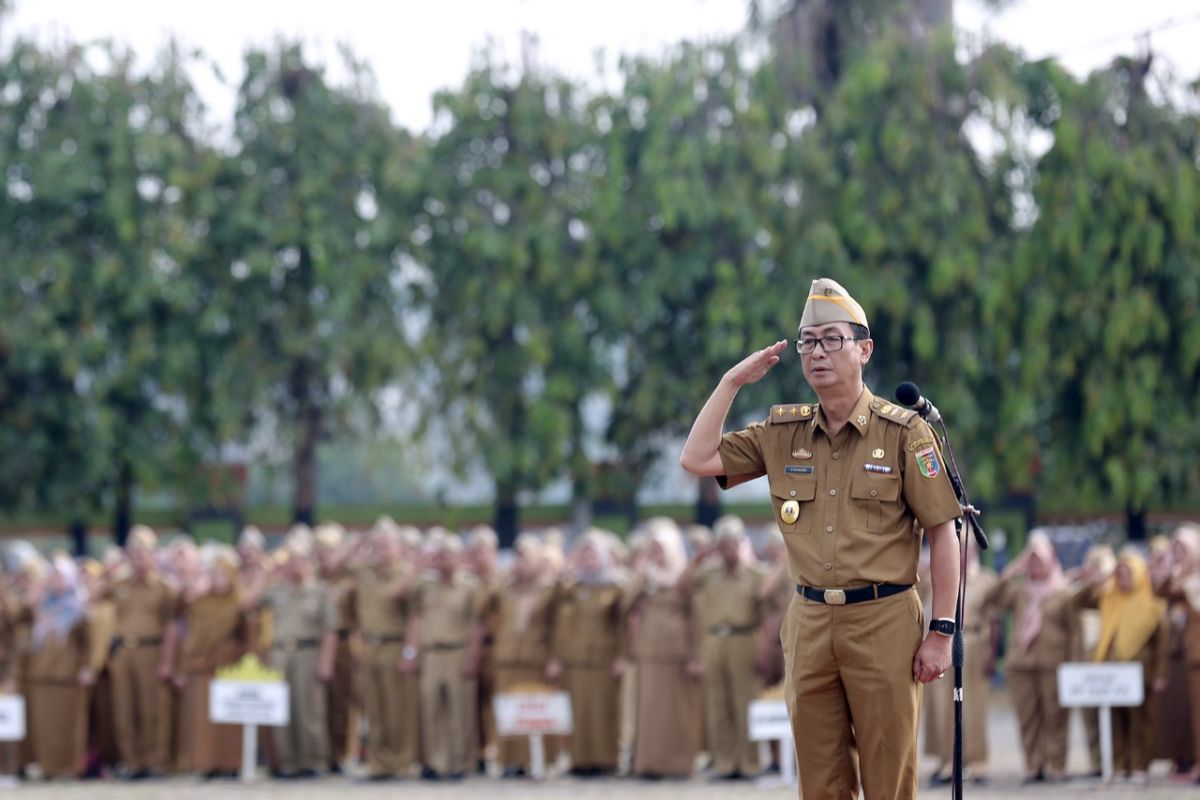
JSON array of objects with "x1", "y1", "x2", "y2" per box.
[{"x1": 799, "y1": 277, "x2": 869, "y2": 333}]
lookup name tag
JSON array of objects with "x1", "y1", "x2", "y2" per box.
[
  {"x1": 784, "y1": 465, "x2": 814, "y2": 475},
  {"x1": 864, "y1": 464, "x2": 893, "y2": 474}
]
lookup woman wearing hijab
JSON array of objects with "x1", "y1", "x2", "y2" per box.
[
  {"x1": 1149, "y1": 533, "x2": 1195, "y2": 775},
  {"x1": 26, "y1": 555, "x2": 94, "y2": 778},
  {"x1": 1082, "y1": 551, "x2": 1169, "y2": 784},
  {"x1": 548, "y1": 530, "x2": 628, "y2": 776},
  {"x1": 628, "y1": 519, "x2": 702, "y2": 779},
  {"x1": 995, "y1": 533, "x2": 1079, "y2": 783},
  {"x1": 1071, "y1": 543, "x2": 1116, "y2": 777},
  {"x1": 173, "y1": 547, "x2": 247, "y2": 778}
]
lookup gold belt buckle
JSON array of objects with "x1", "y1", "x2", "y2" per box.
[{"x1": 824, "y1": 589, "x2": 847, "y2": 605}]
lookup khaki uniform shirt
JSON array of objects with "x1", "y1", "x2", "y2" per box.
[
  {"x1": 493, "y1": 582, "x2": 556, "y2": 668},
  {"x1": 109, "y1": 575, "x2": 178, "y2": 640},
  {"x1": 691, "y1": 564, "x2": 765, "y2": 632},
  {"x1": 553, "y1": 581, "x2": 626, "y2": 667},
  {"x1": 264, "y1": 582, "x2": 337, "y2": 642},
  {"x1": 997, "y1": 579, "x2": 1080, "y2": 670},
  {"x1": 353, "y1": 568, "x2": 409, "y2": 639},
  {"x1": 718, "y1": 387, "x2": 961, "y2": 589},
  {"x1": 414, "y1": 575, "x2": 479, "y2": 647}
]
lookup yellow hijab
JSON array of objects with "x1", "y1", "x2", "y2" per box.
[{"x1": 1094, "y1": 553, "x2": 1165, "y2": 662}]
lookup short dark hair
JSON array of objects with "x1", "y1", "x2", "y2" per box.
[{"x1": 849, "y1": 323, "x2": 870, "y2": 340}]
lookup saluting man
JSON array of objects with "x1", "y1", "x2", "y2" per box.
[{"x1": 680, "y1": 278, "x2": 962, "y2": 800}]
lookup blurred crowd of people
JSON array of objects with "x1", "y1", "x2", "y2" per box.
[
  {"x1": 0, "y1": 514, "x2": 794, "y2": 782},
  {"x1": 919, "y1": 523, "x2": 1200, "y2": 788},
  {"x1": 3, "y1": 516, "x2": 1198, "y2": 787}
]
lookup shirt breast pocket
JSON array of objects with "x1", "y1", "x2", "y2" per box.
[
  {"x1": 772, "y1": 476, "x2": 817, "y2": 535},
  {"x1": 850, "y1": 472, "x2": 901, "y2": 532}
]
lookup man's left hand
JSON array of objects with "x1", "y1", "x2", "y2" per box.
[{"x1": 912, "y1": 633, "x2": 951, "y2": 684}]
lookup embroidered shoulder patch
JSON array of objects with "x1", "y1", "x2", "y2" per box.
[{"x1": 914, "y1": 446, "x2": 941, "y2": 478}]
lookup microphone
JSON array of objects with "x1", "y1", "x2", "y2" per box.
[{"x1": 895, "y1": 382, "x2": 941, "y2": 423}]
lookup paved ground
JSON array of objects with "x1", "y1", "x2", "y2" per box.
[{"x1": 5, "y1": 689, "x2": 1196, "y2": 798}]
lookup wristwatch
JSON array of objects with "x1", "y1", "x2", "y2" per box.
[{"x1": 929, "y1": 618, "x2": 956, "y2": 637}]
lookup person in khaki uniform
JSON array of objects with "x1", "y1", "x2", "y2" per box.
[
  {"x1": 629, "y1": 521, "x2": 702, "y2": 778},
  {"x1": 80, "y1": 557, "x2": 120, "y2": 776},
  {"x1": 1156, "y1": 524, "x2": 1200, "y2": 781},
  {"x1": 492, "y1": 534, "x2": 559, "y2": 776},
  {"x1": 1079, "y1": 551, "x2": 1169, "y2": 784},
  {"x1": 929, "y1": 541, "x2": 999, "y2": 784},
  {"x1": 680, "y1": 515, "x2": 766, "y2": 780},
  {"x1": 350, "y1": 520, "x2": 419, "y2": 778},
  {"x1": 104, "y1": 526, "x2": 179, "y2": 778},
  {"x1": 314, "y1": 524, "x2": 358, "y2": 771},
  {"x1": 174, "y1": 550, "x2": 246, "y2": 777},
  {"x1": 406, "y1": 533, "x2": 482, "y2": 779},
  {"x1": 465, "y1": 525, "x2": 501, "y2": 768},
  {"x1": 26, "y1": 555, "x2": 94, "y2": 778},
  {"x1": 1072, "y1": 542, "x2": 1116, "y2": 776},
  {"x1": 994, "y1": 533, "x2": 1078, "y2": 783},
  {"x1": 249, "y1": 542, "x2": 338, "y2": 778},
  {"x1": 681, "y1": 278, "x2": 962, "y2": 800},
  {"x1": 547, "y1": 531, "x2": 628, "y2": 776}
]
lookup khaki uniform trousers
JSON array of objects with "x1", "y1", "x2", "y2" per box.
[
  {"x1": 269, "y1": 644, "x2": 329, "y2": 774},
  {"x1": 326, "y1": 634, "x2": 357, "y2": 766},
  {"x1": 360, "y1": 640, "x2": 418, "y2": 776},
  {"x1": 420, "y1": 647, "x2": 477, "y2": 776},
  {"x1": 1008, "y1": 667, "x2": 1067, "y2": 775},
  {"x1": 782, "y1": 588, "x2": 925, "y2": 800},
  {"x1": 700, "y1": 631, "x2": 760, "y2": 775},
  {"x1": 109, "y1": 642, "x2": 172, "y2": 773},
  {"x1": 29, "y1": 683, "x2": 88, "y2": 777},
  {"x1": 1112, "y1": 686, "x2": 1157, "y2": 773}
]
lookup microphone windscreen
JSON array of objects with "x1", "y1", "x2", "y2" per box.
[{"x1": 895, "y1": 382, "x2": 921, "y2": 407}]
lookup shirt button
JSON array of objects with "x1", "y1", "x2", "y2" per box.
[
  {"x1": 829, "y1": 489, "x2": 837, "y2": 496},
  {"x1": 825, "y1": 526, "x2": 833, "y2": 534},
  {"x1": 870, "y1": 489, "x2": 878, "y2": 497},
  {"x1": 832, "y1": 452, "x2": 840, "y2": 460},
  {"x1": 823, "y1": 563, "x2": 832, "y2": 571},
  {"x1": 789, "y1": 490, "x2": 797, "y2": 497}
]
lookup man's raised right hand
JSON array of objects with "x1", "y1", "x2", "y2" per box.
[{"x1": 724, "y1": 340, "x2": 789, "y2": 386}]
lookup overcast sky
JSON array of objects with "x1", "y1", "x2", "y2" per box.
[{"x1": 5, "y1": 0, "x2": 1200, "y2": 134}]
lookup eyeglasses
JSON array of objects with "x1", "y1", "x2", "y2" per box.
[{"x1": 796, "y1": 335, "x2": 864, "y2": 355}]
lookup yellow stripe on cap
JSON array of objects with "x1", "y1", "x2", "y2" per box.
[{"x1": 806, "y1": 294, "x2": 867, "y2": 327}]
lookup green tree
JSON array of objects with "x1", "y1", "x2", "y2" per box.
[
  {"x1": 410, "y1": 56, "x2": 610, "y2": 544},
  {"x1": 206, "y1": 43, "x2": 416, "y2": 525},
  {"x1": 0, "y1": 39, "x2": 219, "y2": 545},
  {"x1": 1013, "y1": 56, "x2": 1200, "y2": 536}
]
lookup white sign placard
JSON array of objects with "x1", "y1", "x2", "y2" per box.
[
  {"x1": 494, "y1": 692, "x2": 573, "y2": 736},
  {"x1": 0, "y1": 696, "x2": 25, "y2": 741},
  {"x1": 748, "y1": 699, "x2": 792, "y2": 741},
  {"x1": 1057, "y1": 662, "x2": 1144, "y2": 708},
  {"x1": 210, "y1": 680, "x2": 289, "y2": 726}
]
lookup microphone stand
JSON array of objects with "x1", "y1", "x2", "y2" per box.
[{"x1": 931, "y1": 416, "x2": 988, "y2": 800}]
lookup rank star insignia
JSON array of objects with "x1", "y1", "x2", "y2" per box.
[
  {"x1": 789, "y1": 406, "x2": 798, "y2": 416},
  {"x1": 856, "y1": 415, "x2": 867, "y2": 426},
  {"x1": 872, "y1": 448, "x2": 885, "y2": 459},
  {"x1": 792, "y1": 448, "x2": 813, "y2": 459},
  {"x1": 775, "y1": 407, "x2": 785, "y2": 416}
]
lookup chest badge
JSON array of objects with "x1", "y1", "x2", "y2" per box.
[
  {"x1": 792, "y1": 448, "x2": 812, "y2": 459},
  {"x1": 872, "y1": 448, "x2": 885, "y2": 459},
  {"x1": 784, "y1": 465, "x2": 814, "y2": 475},
  {"x1": 864, "y1": 464, "x2": 894, "y2": 474},
  {"x1": 780, "y1": 500, "x2": 800, "y2": 525}
]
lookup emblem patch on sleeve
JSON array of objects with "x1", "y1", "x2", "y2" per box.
[{"x1": 914, "y1": 446, "x2": 941, "y2": 478}]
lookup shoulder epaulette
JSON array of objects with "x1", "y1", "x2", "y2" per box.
[
  {"x1": 769, "y1": 403, "x2": 817, "y2": 423},
  {"x1": 869, "y1": 400, "x2": 920, "y2": 427}
]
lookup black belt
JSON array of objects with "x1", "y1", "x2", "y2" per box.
[
  {"x1": 796, "y1": 583, "x2": 911, "y2": 606},
  {"x1": 707, "y1": 624, "x2": 758, "y2": 636},
  {"x1": 114, "y1": 636, "x2": 163, "y2": 648},
  {"x1": 363, "y1": 634, "x2": 405, "y2": 646},
  {"x1": 426, "y1": 642, "x2": 466, "y2": 651},
  {"x1": 272, "y1": 638, "x2": 319, "y2": 650}
]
